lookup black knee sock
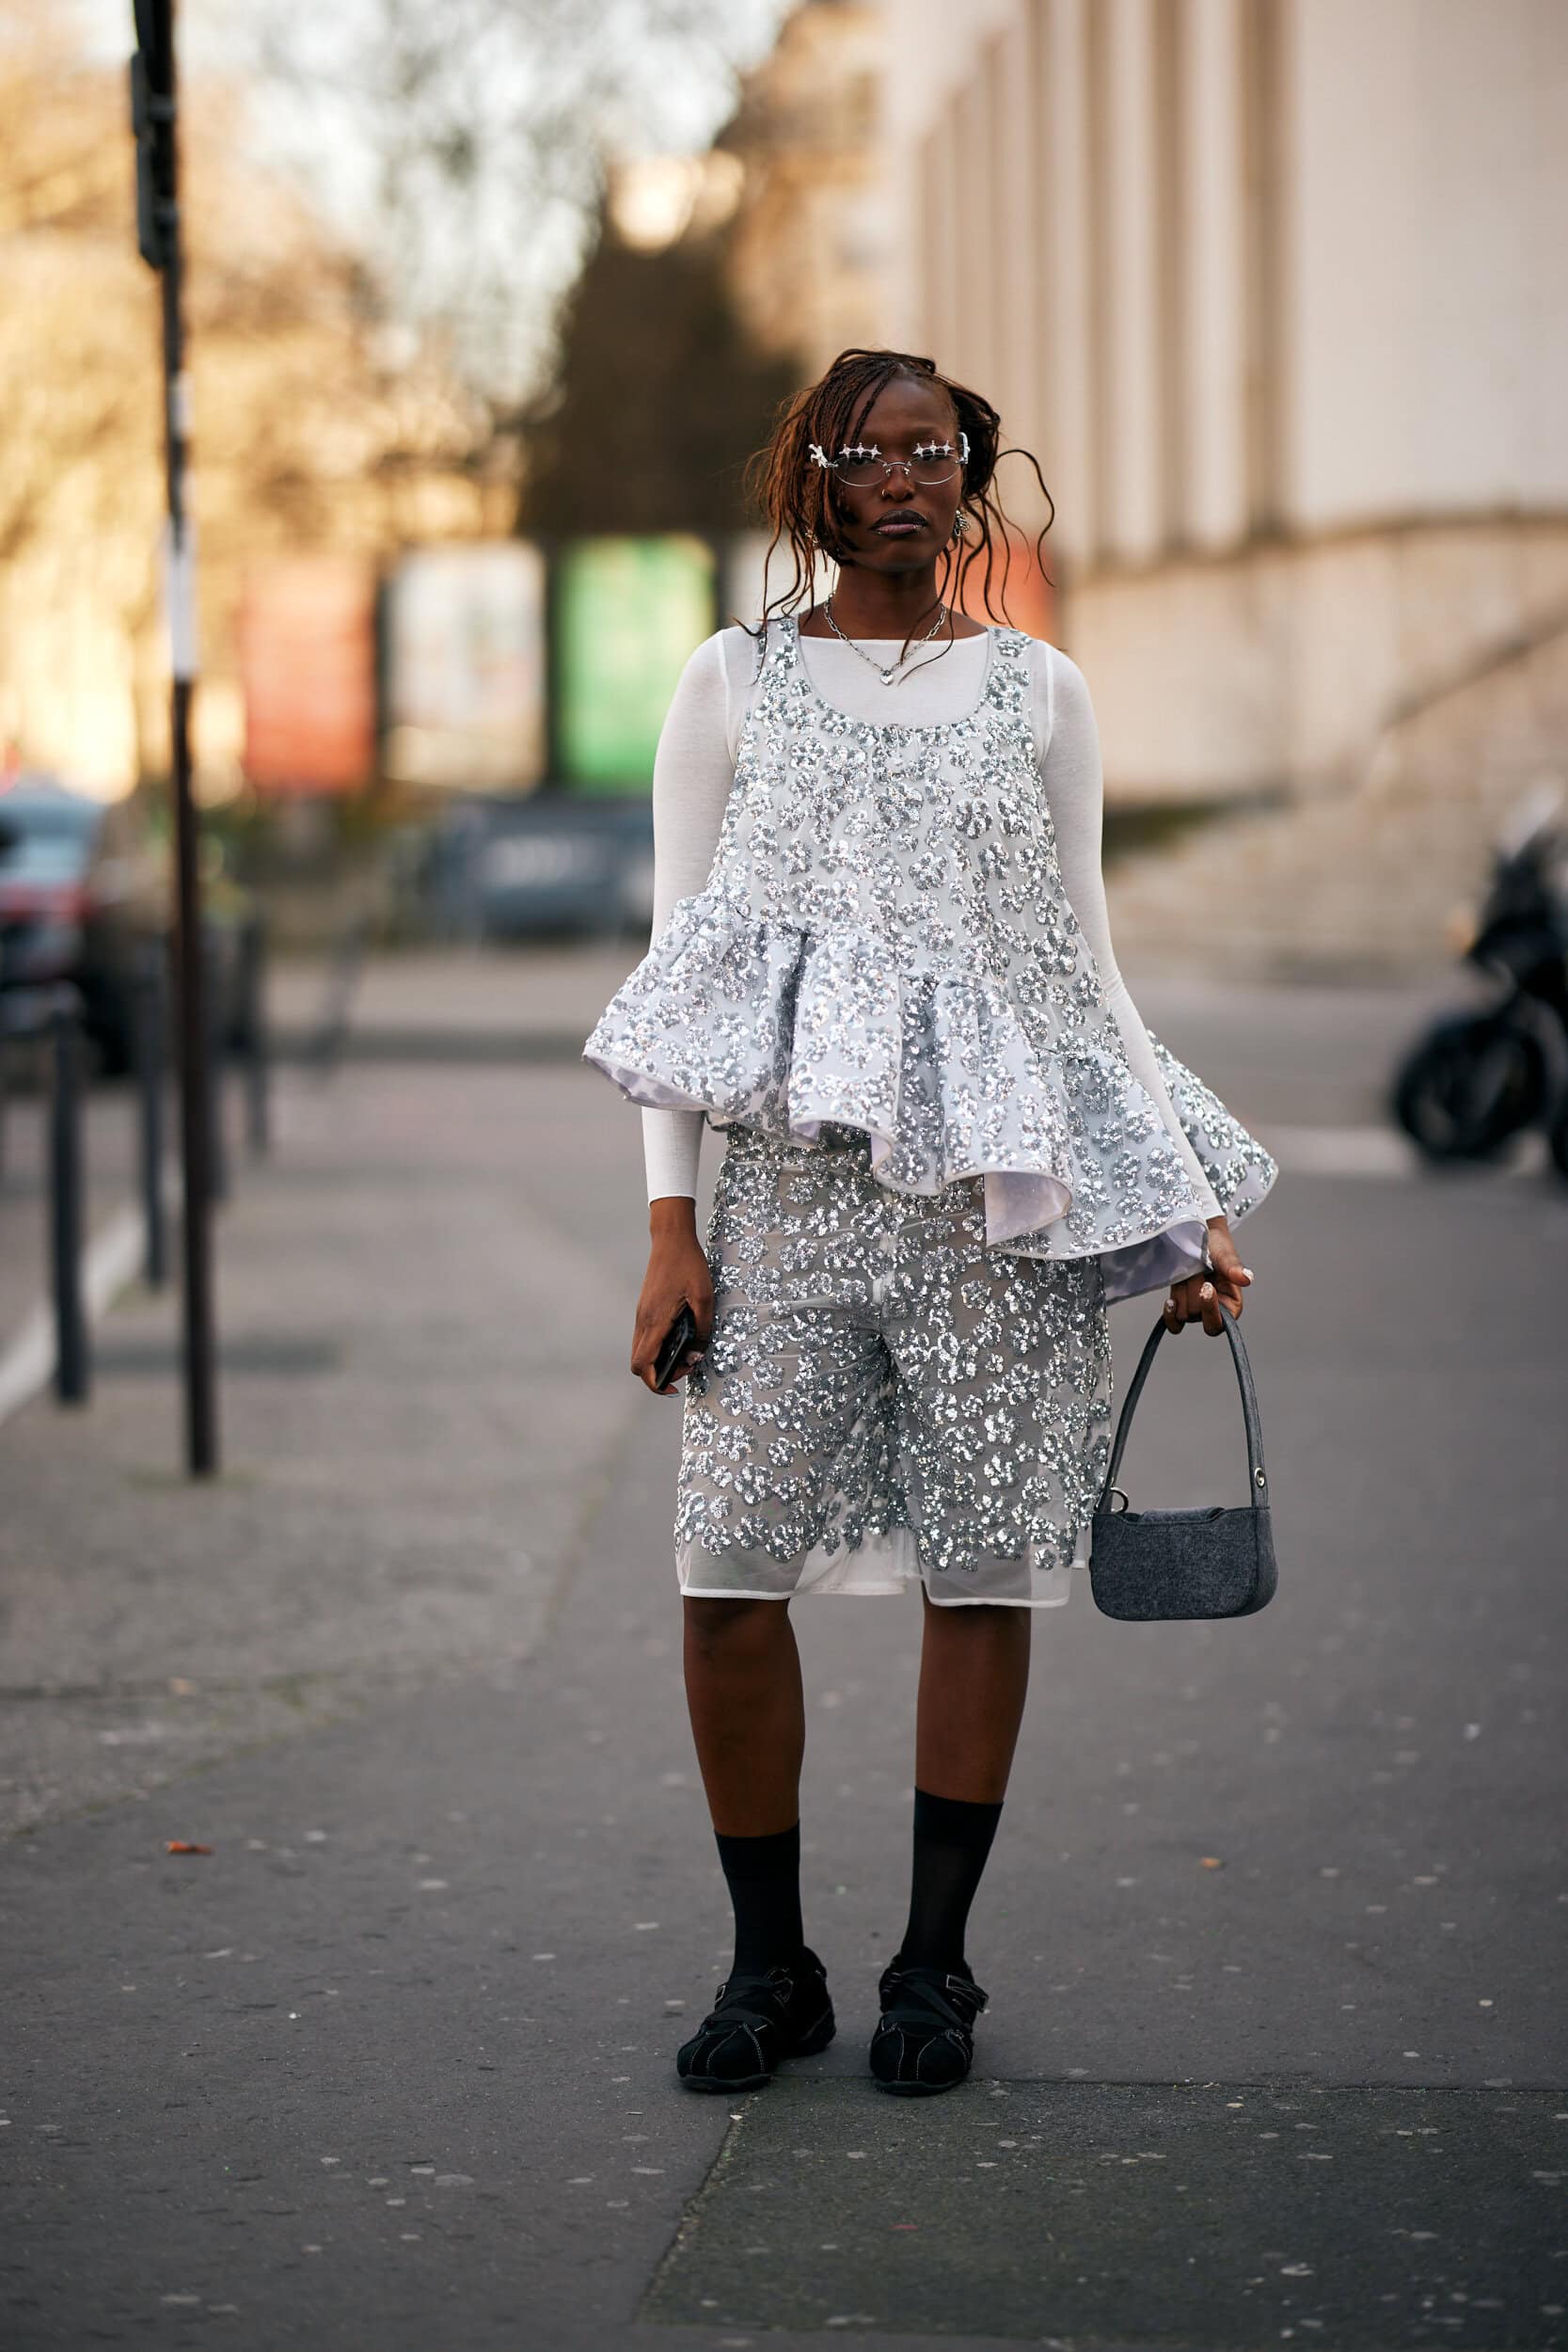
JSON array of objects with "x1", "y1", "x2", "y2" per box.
[
  {"x1": 896, "y1": 1788, "x2": 1004, "y2": 1978},
  {"x1": 715, "y1": 1822, "x2": 804, "y2": 1978}
]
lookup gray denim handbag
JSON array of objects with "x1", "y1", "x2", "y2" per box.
[{"x1": 1089, "y1": 1301, "x2": 1276, "y2": 1621}]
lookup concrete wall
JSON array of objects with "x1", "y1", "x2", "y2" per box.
[
  {"x1": 1070, "y1": 518, "x2": 1568, "y2": 801},
  {"x1": 879, "y1": 0, "x2": 1568, "y2": 815},
  {"x1": 1285, "y1": 0, "x2": 1568, "y2": 529}
]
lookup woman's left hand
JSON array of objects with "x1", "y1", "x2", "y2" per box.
[{"x1": 1164, "y1": 1218, "x2": 1253, "y2": 1336}]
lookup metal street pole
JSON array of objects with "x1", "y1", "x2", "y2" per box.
[
  {"x1": 132, "y1": 0, "x2": 218, "y2": 1475},
  {"x1": 48, "y1": 993, "x2": 89, "y2": 1406}
]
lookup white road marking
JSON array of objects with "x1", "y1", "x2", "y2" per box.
[
  {"x1": 1259, "y1": 1125, "x2": 1548, "y2": 1182},
  {"x1": 0, "y1": 1200, "x2": 147, "y2": 1428}
]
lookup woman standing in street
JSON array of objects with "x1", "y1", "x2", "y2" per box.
[{"x1": 584, "y1": 348, "x2": 1276, "y2": 2096}]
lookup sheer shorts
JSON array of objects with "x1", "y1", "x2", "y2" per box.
[{"x1": 675, "y1": 1124, "x2": 1113, "y2": 1607}]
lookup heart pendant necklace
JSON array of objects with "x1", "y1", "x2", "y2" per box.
[{"x1": 821, "y1": 596, "x2": 949, "y2": 684}]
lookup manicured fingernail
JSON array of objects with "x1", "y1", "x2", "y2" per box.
[
  {"x1": 1200, "y1": 1281, "x2": 1214, "y2": 1299},
  {"x1": 1243, "y1": 1267, "x2": 1254, "y2": 1279}
]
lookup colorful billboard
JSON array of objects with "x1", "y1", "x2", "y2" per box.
[
  {"x1": 953, "y1": 522, "x2": 1057, "y2": 640},
  {"x1": 238, "y1": 556, "x2": 376, "y2": 795},
  {"x1": 385, "y1": 542, "x2": 546, "y2": 791},
  {"x1": 554, "y1": 536, "x2": 716, "y2": 793}
]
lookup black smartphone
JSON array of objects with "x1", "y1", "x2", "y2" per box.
[{"x1": 652, "y1": 1303, "x2": 700, "y2": 1393}]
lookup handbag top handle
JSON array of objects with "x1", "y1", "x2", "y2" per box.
[{"x1": 1100, "y1": 1301, "x2": 1269, "y2": 1510}]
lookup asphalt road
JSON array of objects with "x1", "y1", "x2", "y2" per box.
[{"x1": 3, "y1": 979, "x2": 1566, "y2": 2351}]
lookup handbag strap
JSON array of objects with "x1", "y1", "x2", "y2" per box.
[{"x1": 1100, "y1": 1301, "x2": 1269, "y2": 1509}]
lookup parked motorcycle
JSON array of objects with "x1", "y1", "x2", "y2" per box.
[{"x1": 1391, "y1": 790, "x2": 1568, "y2": 1176}]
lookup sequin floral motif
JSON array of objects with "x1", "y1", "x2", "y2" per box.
[
  {"x1": 584, "y1": 617, "x2": 1276, "y2": 1301},
  {"x1": 674, "y1": 1125, "x2": 1112, "y2": 1602}
]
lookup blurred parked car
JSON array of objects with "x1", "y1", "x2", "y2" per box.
[
  {"x1": 0, "y1": 775, "x2": 250, "y2": 1073},
  {"x1": 422, "y1": 794, "x2": 655, "y2": 942}
]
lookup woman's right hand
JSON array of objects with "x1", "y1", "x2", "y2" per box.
[{"x1": 631, "y1": 1197, "x2": 715, "y2": 1394}]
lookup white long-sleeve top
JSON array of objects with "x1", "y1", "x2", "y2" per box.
[{"x1": 641, "y1": 624, "x2": 1222, "y2": 1221}]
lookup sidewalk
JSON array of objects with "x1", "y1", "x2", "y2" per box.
[
  {"x1": 260, "y1": 940, "x2": 1455, "y2": 1118},
  {"x1": 4, "y1": 1025, "x2": 1565, "y2": 2348},
  {"x1": 0, "y1": 951, "x2": 1457, "y2": 1444},
  {"x1": 264, "y1": 939, "x2": 641, "y2": 1060},
  {"x1": 0, "y1": 1061, "x2": 639, "y2": 1834}
]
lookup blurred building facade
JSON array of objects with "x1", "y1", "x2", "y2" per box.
[
  {"x1": 880, "y1": 0, "x2": 1568, "y2": 972},
  {"x1": 719, "y1": 0, "x2": 886, "y2": 376}
]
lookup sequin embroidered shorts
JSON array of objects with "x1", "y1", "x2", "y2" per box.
[{"x1": 675, "y1": 1124, "x2": 1114, "y2": 1609}]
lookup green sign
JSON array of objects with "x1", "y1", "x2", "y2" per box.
[{"x1": 554, "y1": 535, "x2": 716, "y2": 792}]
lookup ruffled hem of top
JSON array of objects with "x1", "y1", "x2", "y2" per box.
[{"x1": 583, "y1": 897, "x2": 1279, "y2": 1302}]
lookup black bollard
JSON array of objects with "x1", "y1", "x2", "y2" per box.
[
  {"x1": 48, "y1": 992, "x2": 89, "y2": 1404},
  {"x1": 135, "y1": 944, "x2": 169, "y2": 1288},
  {"x1": 205, "y1": 928, "x2": 230, "y2": 1206},
  {"x1": 310, "y1": 911, "x2": 367, "y2": 1073},
  {"x1": 239, "y1": 910, "x2": 270, "y2": 1156}
]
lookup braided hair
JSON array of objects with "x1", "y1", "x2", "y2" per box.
[{"x1": 740, "y1": 346, "x2": 1055, "y2": 662}]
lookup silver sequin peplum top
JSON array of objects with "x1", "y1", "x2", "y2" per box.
[{"x1": 584, "y1": 616, "x2": 1276, "y2": 1301}]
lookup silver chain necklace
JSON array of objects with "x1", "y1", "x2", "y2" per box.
[{"x1": 821, "y1": 595, "x2": 948, "y2": 685}]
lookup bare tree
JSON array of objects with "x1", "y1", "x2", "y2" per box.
[{"x1": 238, "y1": 0, "x2": 790, "y2": 409}]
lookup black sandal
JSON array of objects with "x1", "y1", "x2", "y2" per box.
[
  {"x1": 675, "y1": 1947, "x2": 835, "y2": 2091},
  {"x1": 868, "y1": 1958, "x2": 988, "y2": 2095}
]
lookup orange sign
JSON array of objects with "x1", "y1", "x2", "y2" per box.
[
  {"x1": 239, "y1": 556, "x2": 376, "y2": 794},
  {"x1": 953, "y1": 523, "x2": 1057, "y2": 641}
]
